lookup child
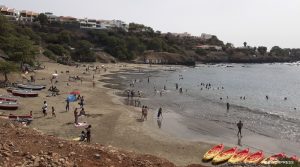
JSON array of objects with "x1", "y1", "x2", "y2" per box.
[
  {"x1": 79, "y1": 131, "x2": 86, "y2": 141},
  {"x1": 51, "y1": 106, "x2": 56, "y2": 117}
]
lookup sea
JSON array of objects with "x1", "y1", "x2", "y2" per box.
[{"x1": 104, "y1": 63, "x2": 300, "y2": 155}]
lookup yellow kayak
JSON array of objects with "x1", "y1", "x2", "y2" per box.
[{"x1": 202, "y1": 144, "x2": 224, "y2": 161}]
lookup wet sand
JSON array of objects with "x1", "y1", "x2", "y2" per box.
[{"x1": 0, "y1": 62, "x2": 212, "y2": 166}]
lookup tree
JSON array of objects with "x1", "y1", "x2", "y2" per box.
[
  {"x1": 0, "y1": 61, "x2": 18, "y2": 82},
  {"x1": 73, "y1": 40, "x2": 95, "y2": 62},
  {"x1": 36, "y1": 13, "x2": 48, "y2": 25},
  {"x1": 257, "y1": 46, "x2": 267, "y2": 55},
  {"x1": 243, "y1": 42, "x2": 247, "y2": 47}
]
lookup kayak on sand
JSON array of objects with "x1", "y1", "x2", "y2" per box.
[
  {"x1": 212, "y1": 147, "x2": 237, "y2": 164},
  {"x1": 202, "y1": 144, "x2": 224, "y2": 161}
]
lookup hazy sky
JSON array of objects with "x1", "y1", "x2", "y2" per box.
[{"x1": 2, "y1": 0, "x2": 300, "y2": 49}]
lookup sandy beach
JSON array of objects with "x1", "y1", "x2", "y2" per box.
[{"x1": 0, "y1": 61, "x2": 213, "y2": 166}]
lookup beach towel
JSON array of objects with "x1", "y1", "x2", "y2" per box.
[{"x1": 74, "y1": 122, "x2": 88, "y2": 127}]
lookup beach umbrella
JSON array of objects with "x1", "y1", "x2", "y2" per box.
[
  {"x1": 70, "y1": 90, "x2": 80, "y2": 95},
  {"x1": 67, "y1": 94, "x2": 77, "y2": 102}
]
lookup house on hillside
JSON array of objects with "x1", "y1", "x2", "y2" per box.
[
  {"x1": 59, "y1": 16, "x2": 77, "y2": 23},
  {"x1": 195, "y1": 45, "x2": 222, "y2": 51},
  {"x1": 0, "y1": 5, "x2": 19, "y2": 21},
  {"x1": 19, "y1": 10, "x2": 38, "y2": 22},
  {"x1": 44, "y1": 12, "x2": 58, "y2": 23},
  {"x1": 200, "y1": 33, "x2": 213, "y2": 40}
]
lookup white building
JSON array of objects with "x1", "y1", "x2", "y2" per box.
[
  {"x1": 200, "y1": 33, "x2": 213, "y2": 40},
  {"x1": 0, "y1": 5, "x2": 19, "y2": 21},
  {"x1": 45, "y1": 12, "x2": 58, "y2": 23},
  {"x1": 19, "y1": 10, "x2": 39, "y2": 22},
  {"x1": 171, "y1": 32, "x2": 191, "y2": 37}
]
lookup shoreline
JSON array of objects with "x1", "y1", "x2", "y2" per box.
[{"x1": 0, "y1": 62, "x2": 212, "y2": 166}]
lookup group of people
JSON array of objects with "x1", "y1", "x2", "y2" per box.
[
  {"x1": 42, "y1": 101, "x2": 56, "y2": 117},
  {"x1": 79, "y1": 125, "x2": 92, "y2": 143}
]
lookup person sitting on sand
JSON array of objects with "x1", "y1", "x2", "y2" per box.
[
  {"x1": 78, "y1": 108, "x2": 86, "y2": 117},
  {"x1": 79, "y1": 131, "x2": 86, "y2": 142}
]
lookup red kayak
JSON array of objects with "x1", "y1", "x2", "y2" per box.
[
  {"x1": 212, "y1": 147, "x2": 238, "y2": 164},
  {"x1": 228, "y1": 148, "x2": 250, "y2": 163},
  {"x1": 244, "y1": 151, "x2": 264, "y2": 164},
  {"x1": 202, "y1": 144, "x2": 224, "y2": 161},
  {"x1": 261, "y1": 153, "x2": 286, "y2": 164}
]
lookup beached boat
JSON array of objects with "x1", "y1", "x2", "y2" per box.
[
  {"x1": 202, "y1": 144, "x2": 224, "y2": 161},
  {"x1": 0, "y1": 101, "x2": 18, "y2": 110},
  {"x1": 244, "y1": 151, "x2": 264, "y2": 164},
  {"x1": 0, "y1": 95, "x2": 18, "y2": 102},
  {"x1": 9, "y1": 114, "x2": 33, "y2": 123},
  {"x1": 228, "y1": 148, "x2": 250, "y2": 163},
  {"x1": 17, "y1": 84, "x2": 45, "y2": 90},
  {"x1": 261, "y1": 153, "x2": 286, "y2": 165},
  {"x1": 6, "y1": 87, "x2": 20, "y2": 93},
  {"x1": 12, "y1": 89, "x2": 38, "y2": 97},
  {"x1": 212, "y1": 147, "x2": 237, "y2": 164}
]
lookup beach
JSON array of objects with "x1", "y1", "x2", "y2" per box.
[{"x1": 0, "y1": 62, "x2": 212, "y2": 166}]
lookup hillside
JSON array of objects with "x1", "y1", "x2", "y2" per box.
[{"x1": 1, "y1": 14, "x2": 300, "y2": 66}]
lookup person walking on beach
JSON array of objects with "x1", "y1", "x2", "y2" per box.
[
  {"x1": 85, "y1": 125, "x2": 91, "y2": 143},
  {"x1": 51, "y1": 106, "x2": 56, "y2": 117},
  {"x1": 74, "y1": 108, "x2": 79, "y2": 125},
  {"x1": 226, "y1": 102, "x2": 230, "y2": 111},
  {"x1": 66, "y1": 99, "x2": 70, "y2": 112},
  {"x1": 79, "y1": 96, "x2": 84, "y2": 108},
  {"x1": 147, "y1": 77, "x2": 150, "y2": 83},
  {"x1": 42, "y1": 101, "x2": 48, "y2": 117},
  {"x1": 157, "y1": 107, "x2": 163, "y2": 119},
  {"x1": 237, "y1": 120, "x2": 243, "y2": 137}
]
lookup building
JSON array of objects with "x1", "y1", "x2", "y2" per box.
[
  {"x1": 79, "y1": 18, "x2": 98, "y2": 29},
  {"x1": 19, "y1": 10, "x2": 38, "y2": 22},
  {"x1": 0, "y1": 5, "x2": 19, "y2": 21},
  {"x1": 59, "y1": 16, "x2": 77, "y2": 23},
  {"x1": 195, "y1": 45, "x2": 222, "y2": 51},
  {"x1": 171, "y1": 32, "x2": 191, "y2": 38},
  {"x1": 44, "y1": 12, "x2": 58, "y2": 23},
  {"x1": 200, "y1": 33, "x2": 213, "y2": 40}
]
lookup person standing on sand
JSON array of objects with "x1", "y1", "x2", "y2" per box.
[
  {"x1": 51, "y1": 106, "x2": 56, "y2": 117},
  {"x1": 141, "y1": 106, "x2": 145, "y2": 120},
  {"x1": 157, "y1": 107, "x2": 163, "y2": 119},
  {"x1": 148, "y1": 77, "x2": 150, "y2": 83},
  {"x1": 74, "y1": 108, "x2": 79, "y2": 125},
  {"x1": 237, "y1": 120, "x2": 243, "y2": 137},
  {"x1": 226, "y1": 102, "x2": 230, "y2": 111},
  {"x1": 42, "y1": 101, "x2": 48, "y2": 117},
  {"x1": 143, "y1": 106, "x2": 148, "y2": 121},
  {"x1": 85, "y1": 125, "x2": 91, "y2": 143},
  {"x1": 80, "y1": 96, "x2": 84, "y2": 108},
  {"x1": 93, "y1": 81, "x2": 95, "y2": 88},
  {"x1": 66, "y1": 99, "x2": 70, "y2": 112}
]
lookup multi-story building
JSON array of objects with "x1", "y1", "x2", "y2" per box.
[
  {"x1": 19, "y1": 10, "x2": 39, "y2": 22},
  {"x1": 79, "y1": 18, "x2": 97, "y2": 29},
  {"x1": 59, "y1": 16, "x2": 77, "y2": 23},
  {"x1": 0, "y1": 5, "x2": 19, "y2": 21}
]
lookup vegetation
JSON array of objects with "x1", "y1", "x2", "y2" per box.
[
  {"x1": 0, "y1": 61, "x2": 18, "y2": 82},
  {"x1": 1, "y1": 14, "x2": 300, "y2": 65}
]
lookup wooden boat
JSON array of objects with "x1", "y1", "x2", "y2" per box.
[
  {"x1": 6, "y1": 87, "x2": 20, "y2": 93},
  {"x1": 0, "y1": 95, "x2": 17, "y2": 102},
  {"x1": 17, "y1": 84, "x2": 45, "y2": 90},
  {"x1": 9, "y1": 114, "x2": 33, "y2": 123},
  {"x1": 202, "y1": 144, "x2": 224, "y2": 161},
  {"x1": 0, "y1": 101, "x2": 18, "y2": 110},
  {"x1": 12, "y1": 89, "x2": 38, "y2": 97}
]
